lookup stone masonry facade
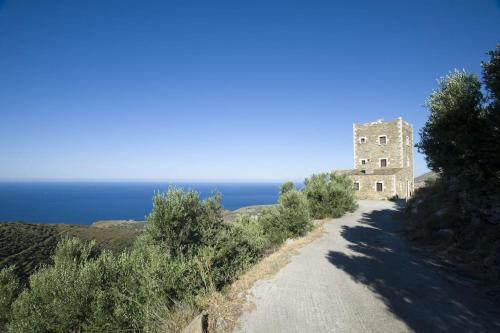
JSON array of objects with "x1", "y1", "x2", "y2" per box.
[{"x1": 338, "y1": 118, "x2": 414, "y2": 200}]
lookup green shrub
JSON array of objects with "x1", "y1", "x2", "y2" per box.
[
  {"x1": 8, "y1": 239, "x2": 126, "y2": 332},
  {"x1": 259, "y1": 207, "x2": 285, "y2": 246},
  {"x1": 8, "y1": 238, "x2": 203, "y2": 332},
  {"x1": 206, "y1": 215, "x2": 269, "y2": 287},
  {"x1": 260, "y1": 190, "x2": 312, "y2": 246},
  {"x1": 0, "y1": 266, "x2": 19, "y2": 329},
  {"x1": 144, "y1": 187, "x2": 225, "y2": 257},
  {"x1": 302, "y1": 172, "x2": 357, "y2": 219},
  {"x1": 277, "y1": 190, "x2": 312, "y2": 237},
  {"x1": 9, "y1": 238, "x2": 100, "y2": 332},
  {"x1": 52, "y1": 236, "x2": 98, "y2": 267},
  {"x1": 114, "y1": 242, "x2": 205, "y2": 330}
]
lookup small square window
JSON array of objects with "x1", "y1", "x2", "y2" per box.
[
  {"x1": 354, "y1": 182, "x2": 360, "y2": 191},
  {"x1": 376, "y1": 182, "x2": 383, "y2": 192},
  {"x1": 379, "y1": 136, "x2": 387, "y2": 145},
  {"x1": 359, "y1": 137, "x2": 366, "y2": 144},
  {"x1": 380, "y1": 159, "x2": 387, "y2": 167},
  {"x1": 361, "y1": 159, "x2": 367, "y2": 165}
]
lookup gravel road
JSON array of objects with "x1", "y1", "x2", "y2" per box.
[{"x1": 235, "y1": 200, "x2": 500, "y2": 333}]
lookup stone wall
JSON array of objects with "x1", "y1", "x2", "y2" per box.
[
  {"x1": 400, "y1": 120, "x2": 414, "y2": 197},
  {"x1": 350, "y1": 174, "x2": 396, "y2": 200}
]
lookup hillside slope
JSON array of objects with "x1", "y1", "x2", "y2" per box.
[
  {"x1": 0, "y1": 222, "x2": 143, "y2": 283},
  {"x1": 414, "y1": 171, "x2": 438, "y2": 188}
]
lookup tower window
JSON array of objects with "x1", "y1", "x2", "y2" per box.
[
  {"x1": 359, "y1": 137, "x2": 367, "y2": 144},
  {"x1": 354, "y1": 182, "x2": 360, "y2": 191},
  {"x1": 380, "y1": 158, "x2": 387, "y2": 167},
  {"x1": 376, "y1": 182, "x2": 384, "y2": 192},
  {"x1": 361, "y1": 159, "x2": 367, "y2": 165},
  {"x1": 379, "y1": 135, "x2": 387, "y2": 145}
]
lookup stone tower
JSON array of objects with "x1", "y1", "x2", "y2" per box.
[{"x1": 341, "y1": 117, "x2": 414, "y2": 200}]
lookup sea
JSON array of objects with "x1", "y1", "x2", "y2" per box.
[{"x1": 0, "y1": 182, "x2": 282, "y2": 225}]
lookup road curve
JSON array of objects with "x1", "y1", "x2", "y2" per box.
[{"x1": 235, "y1": 200, "x2": 500, "y2": 333}]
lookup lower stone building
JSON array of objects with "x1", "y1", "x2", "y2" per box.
[{"x1": 347, "y1": 167, "x2": 413, "y2": 200}]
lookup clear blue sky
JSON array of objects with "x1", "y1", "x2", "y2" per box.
[{"x1": 0, "y1": 1, "x2": 499, "y2": 181}]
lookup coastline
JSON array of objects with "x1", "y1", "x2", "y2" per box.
[
  {"x1": 89, "y1": 204, "x2": 275, "y2": 227},
  {"x1": 0, "y1": 204, "x2": 276, "y2": 227}
]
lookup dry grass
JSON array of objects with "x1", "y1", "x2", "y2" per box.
[
  {"x1": 200, "y1": 219, "x2": 328, "y2": 333},
  {"x1": 158, "y1": 301, "x2": 200, "y2": 333}
]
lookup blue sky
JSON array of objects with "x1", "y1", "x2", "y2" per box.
[{"x1": 0, "y1": 1, "x2": 499, "y2": 181}]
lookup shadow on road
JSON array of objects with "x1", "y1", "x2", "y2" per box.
[{"x1": 326, "y1": 203, "x2": 500, "y2": 332}]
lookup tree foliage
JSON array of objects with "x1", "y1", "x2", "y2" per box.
[
  {"x1": 207, "y1": 215, "x2": 269, "y2": 287},
  {"x1": 417, "y1": 45, "x2": 500, "y2": 186},
  {"x1": 7, "y1": 238, "x2": 205, "y2": 332},
  {"x1": 481, "y1": 45, "x2": 500, "y2": 180},
  {"x1": 302, "y1": 172, "x2": 357, "y2": 219},
  {"x1": 279, "y1": 181, "x2": 295, "y2": 195},
  {"x1": 0, "y1": 266, "x2": 19, "y2": 330},
  {"x1": 260, "y1": 189, "x2": 312, "y2": 246},
  {"x1": 482, "y1": 46, "x2": 500, "y2": 105},
  {"x1": 144, "y1": 187, "x2": 224, "y2": 256}
]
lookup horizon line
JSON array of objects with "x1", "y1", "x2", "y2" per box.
[{"x1": 0, "y1": 177, "x2": 301, "y2": 183}]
